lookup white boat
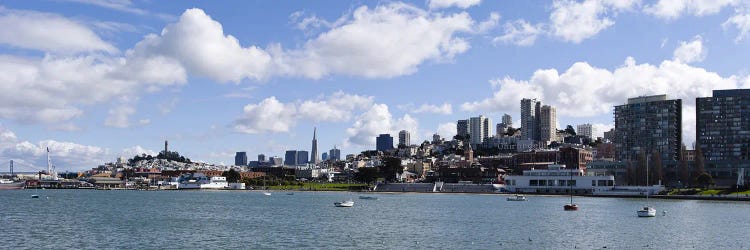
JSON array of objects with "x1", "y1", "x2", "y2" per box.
[
  {"x1": 263, "y1": 191, "x2": 272, "y2": 196},
  {"x1": 637, "y1": 155, "x2": 657, "y2": 217},
  {"x1": 506, "y1": 194, "x2": 526, "y2": 201},
  {"x1": 334, "y1": 199, "x2": 354, "y2": 207},
  {"x1": 0, "y1": 179, "x2": 24, "y2": 190},
  {"x1": 31, "y1": 194, "x2": 39, "y2": 198},
  {"x1": 637, "y1": 206, "x2": 656, "y2": 217}
]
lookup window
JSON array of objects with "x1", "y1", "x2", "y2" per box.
[
  {"x1": 530, "y1": 180, "x2": 538, "y2": 186},
  {"x1": 592, "y1": 180, "x2": 596, "y2": 186}
]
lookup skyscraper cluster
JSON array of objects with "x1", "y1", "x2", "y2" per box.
[
  {"x1": 521, "y1": 98, "x2": 557, "y2": 144},
  {"x1": 456, "y1": 115, "x2": 492, "y2": 145}
]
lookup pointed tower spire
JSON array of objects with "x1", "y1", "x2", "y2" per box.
[{"x1": 311, "y1": 127, "x2": 319, "y2": 164}]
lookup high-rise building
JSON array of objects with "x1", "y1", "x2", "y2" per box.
[
  {"x1": 269, "y1": 156, "x2": 283, "y2": 166},
  {"x1": 398, "y1": 130, "x2": 410, "y2": 147},
  {"x1": 296, "y1": 150, "x2": 309, "y2": 165},
  {"x1": 322, "y1": 152, "x2": 328, "y2": 161},
  {"x1": 483, "y1": 117, "x2": 492, "y2": 142},
  {"x1": 540, "y1": 105, "x2": 556, "y2": 143},
  {"x1": 614, "y1": 95, "x2": 681, "y2": 163},
  {"x1": 469, "y1": 115, "x2": 491, "y2": 145},
  {"x1": 376, "y1": 134, "x2": 394, "y2": 151},
  {"x1": 497, "y1": 114, "x2": 513, "y2": 137},
  {"x1": 521, "y1": 98, "x2": 541, "y2": 141},
  {"x1": 311, "y1": 128, "x2": 319, "y2": 164},
  {"x1": 234, "y1": 152, "x2": 248, "y2": 166},
  {"x1": 258, "y1": 154, "x2": 266, "y2": 163},
  {"x1": 502, "y1": 113, "x2": 513, "y2": 127},
  {"x1": 577, "y1": 124, "x2": 596, "y2": 140},
  {"x1": 329, "y1": 146, "x2": 341, "y2": 161},
  {"x1": 284, "y1": 150, "x2": 297, "y2": 166},
  {"x1": 603, "y1": 128, "x2": 615, "y2": 142},
  {"x1": 697, "y1": 89, "x2": 750, "y2": 164},
  {"x1": 456, "y1": 119, "x2": 470, "y2": 139},
  {"x1": 432, "y1": 134, "x2": 441, "y2": 143}
]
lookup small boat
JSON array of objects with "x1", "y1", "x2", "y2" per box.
[
  {"x1": 263, "y1": 192, "x2": 272, "y2": 196},
  {"x1": 334, "y1": 199, "x2": 354, "y2": 207},
  {"x1": 506, "y1": 194, "x2": 526, "y2": 201},
  {"x1": 286, "y1": 192, "x2": 294, "y2": 195},
  {"x1": 31, "y1": 194, "x2": 39, "y2": 198},
  {"x1": 563, "y1": 166, "x2": 578, "y2": 211},
  {"x1": 359, "y1": 196, "x2": 378, "y2": 200},
  {"x1": 637, "y1": 155, "x2": 656, "y2": 217},
  {"x1": 638, "y1": 206, "x2": 656, "y2": 217},
  {"x1": 564, "y1": 204, "x2": 579, "y2": 211}
]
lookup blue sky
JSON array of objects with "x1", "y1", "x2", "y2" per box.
[{"x1": 1, "y1": 0, "x2": 750, "y2": 171}]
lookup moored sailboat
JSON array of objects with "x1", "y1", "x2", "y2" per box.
[
  {"x1": 637, "y1": 155, "x2": 656, "y2": 217},
  {"x1": 564, "y1": 166, "x2": 578, "y2": 211}
]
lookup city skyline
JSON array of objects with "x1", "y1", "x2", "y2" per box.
[{"x1": 1, "y1": 0, "x2": 750, "y2": 171}]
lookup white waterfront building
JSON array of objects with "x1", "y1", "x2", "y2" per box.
[{"x1": 504, "y1": 164, "x2": 614, "y2": 194}]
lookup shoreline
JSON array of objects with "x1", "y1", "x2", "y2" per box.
[{"x1": 15, "y1": 187, "x2": 750, "y2": 201}]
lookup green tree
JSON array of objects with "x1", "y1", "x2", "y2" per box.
[
  {"x1": 565, "y1": 125, "x2": 576, "y2": 136},
  {"x1": 354, "y1": 167, "x2": 379, "y2": 185},
  {"x1": 379, "y1": 157, "x2": 403, "y2": 182},
  {"x1": 695, "y1": 172, "x2": 714, "y2": 189},
  {"x1": 222, "y1": 169, "x2": 241, "y2": 183}
]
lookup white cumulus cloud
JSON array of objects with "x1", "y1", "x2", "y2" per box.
[
  {"x1": 549, "y1": 0, "x2": 637, "y2": 43},
  {"x1": 723, "y1": 10, "x2": 750, "y2": 42},
  {"x1": 428, "y1": 0, "x2": 481, "y2": 9},
  {"x1": 436, "y1": 122, "x2": 457, "y2": 139},
  {"x1": 413, "y1": 103, "x2": 453, "y2": 115},
  {"x1": 233, "y1": 97, "x2": 298, "y2": 134},
  {"x1": 272, "y1": 2, "x2": 476, "y2": 79},
  {"x1": 0, "y1": 7, "x2": 117, "y2": 54},
  {"x1": 644, "y1": 0, "x2": 738, "y2": 19},
  {"x1": 673, "y1": 36, "x2": 706, "y2": 63},
  {"x1": 0, "y1": 124, "x2": 109, "y2": 171},
  {"x1": 494, "y1": 19, "x2": 543, "y2": 46},
  {"x1": 233, "y1": 92, "x2": 374, "y2": 134},
  {"x1": 345, "y1": 104, "x2": 419, "y2": 147}
]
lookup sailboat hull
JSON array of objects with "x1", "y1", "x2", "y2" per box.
[
  {"x1": 564, "y1": 204, "x2": 578, "y2": 211},
  {"x1": 637, "y1": 207, "x2": 656, "y2": 217}
]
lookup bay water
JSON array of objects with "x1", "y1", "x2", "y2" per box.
[{"x1": 2, "y1": 190, "x2": 748, "y2": 249}]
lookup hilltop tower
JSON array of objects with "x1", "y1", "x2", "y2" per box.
[{"x1": 311, "y1": 128, "x2": 319, "y2": 164}]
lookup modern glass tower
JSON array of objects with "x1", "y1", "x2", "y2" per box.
[{"x1": 614, "y1": 95, "x2": 682, "y2": 164}]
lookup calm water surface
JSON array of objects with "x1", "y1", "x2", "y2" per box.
[{"x1": 1, "y1": 190, "x2": 749, "y2": 249}]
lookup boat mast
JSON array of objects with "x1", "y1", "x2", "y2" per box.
[
  {"x1": 47, "y1": 147, "x2": 51, "y2": 176},
  {"x1": 569, "y1": 166, "x2": 573, "y2": 204},
  {"x1": 646, "y1": 154, "x2": 649, "y2": 202}
]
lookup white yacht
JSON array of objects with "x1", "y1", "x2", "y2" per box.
[
  {"x1": 506, "y1": 194, "x2": 527, "y2": 201},
  {"x1": 637, "y1": 206, "x2": 656, "y2": 217},
  {"x1": 0, "y1": 179, "x2": 24, "y2": 190},
  {"x1": 334, "y1": 199, "x2": 354, "y2": 207}
]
